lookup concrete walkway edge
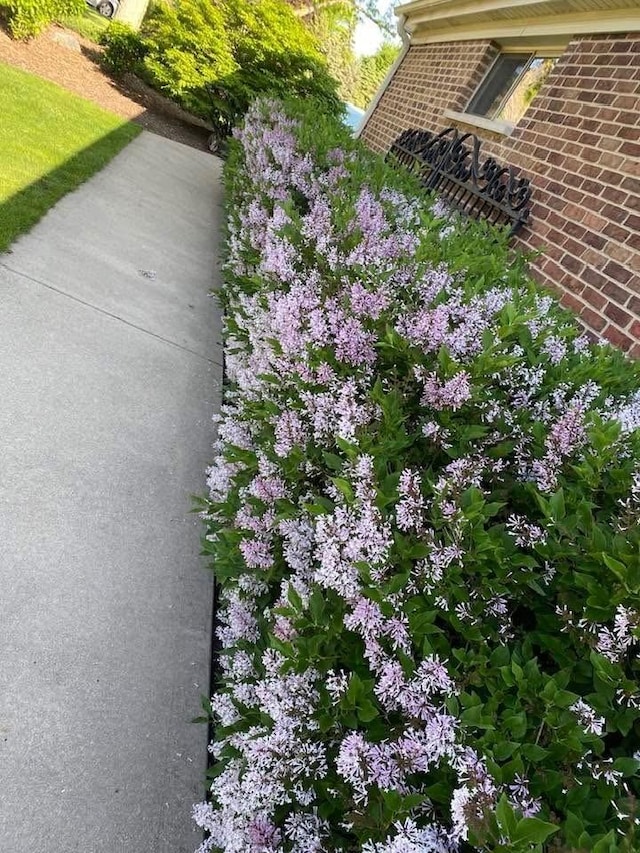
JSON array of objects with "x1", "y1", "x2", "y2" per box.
[{"x1": 0, "y1": 132, "x2": 222, "y2": 852}]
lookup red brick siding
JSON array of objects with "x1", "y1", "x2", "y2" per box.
[
  {"x1": 361, "y1": 41, "x2": 498, "y2": 153},
  {"x1": 361, "y1": 35, "x2": 640, "y2": 355}
]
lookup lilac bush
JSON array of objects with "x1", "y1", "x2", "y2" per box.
[{"x1": 195, "y1": 98, "x2": 640, "y2": 852}]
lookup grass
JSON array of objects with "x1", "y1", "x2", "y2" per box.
[
  {"x1": 0, "y1": 61, "x2": 140, "y2": 253},
  {"x1": 57, "y1": 7, "x2": 109, "y2": 42}
]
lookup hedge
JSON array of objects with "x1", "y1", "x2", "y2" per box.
[
  {"x1": 0, "y1": 0, "x2": 83, "y2": 38},
  {"x1": 194, "y1": 98, "x2": 640, "y2": 853},
  {"x1": 99, "y1": 0, "x2": 341, "y2": 126}
]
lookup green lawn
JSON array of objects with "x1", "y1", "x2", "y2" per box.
[
  {"x1": 58, "y1": 8, "x2": 109, "y2": 42},
  {"x1": 0, "y1": 62, "x2": 140, "y2": 253}
]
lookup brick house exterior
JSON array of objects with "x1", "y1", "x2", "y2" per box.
[{"x1": 358, "y1": 1, "x2": 640, "y2": 354}]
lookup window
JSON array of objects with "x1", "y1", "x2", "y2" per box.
[{"x1": 467, "y1": 53, "x2": 557, "y2": 127}]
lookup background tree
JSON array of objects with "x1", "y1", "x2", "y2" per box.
[
  {"x1": 291, "y1": 0, "x2": 398, "y2": 107},
  {"x1": 352, "y1": 40, "x2": 399, "y2": 108},
  {"x1": 291, "y1": 0, "x2": 394, "y2": 36},
  {"x1": 302, "y1": 1, "x2": 359, "y2": 102}
]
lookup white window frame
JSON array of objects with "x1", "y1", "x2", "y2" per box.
[{"x1": 444, "y1": 42, "x2": 566, "y2": 137}]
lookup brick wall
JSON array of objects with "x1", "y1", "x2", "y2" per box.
[
  {"x1": 363, "y1": 41, "x2": 498, "y2": 151},
  {"x1": 361, "y1": 35, "x2": 640, "y2": 355}
]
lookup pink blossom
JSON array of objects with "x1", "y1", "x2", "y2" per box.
[
  {"x1": 570, "y1": 699, "x2": 605, "y2": 736},
  {"x1": 239, "y1": 537, "x2": 273, "y2": 570},
  {"x1": 420, "y1": 371, "x2": 472, "y2": 411},
  {"x1": 396, "y1": 469, "x2": 425, "y2": 532}
]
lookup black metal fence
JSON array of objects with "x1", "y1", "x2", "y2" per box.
[{"x1": 387, "y1": 126, "x2": 533, "y2": 236}]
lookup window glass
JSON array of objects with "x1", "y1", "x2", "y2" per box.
[
  {"x1": 467, "y1": 54, "x2": 531, "y2": 118},
  {"x1": 467, "y1": 53, "x2": 557, "y2": 125},
  {"x1": 496, "y1": 57, "x2": 557, "y2": 124}
]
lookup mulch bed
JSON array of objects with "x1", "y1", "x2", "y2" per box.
[{"x1": 0, "y1": 23, "x2": 213, "y2": 151}]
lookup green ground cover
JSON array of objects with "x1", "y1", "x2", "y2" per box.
[{"x1": 0, "y1": 61, "x2": 139, "y2": 253}]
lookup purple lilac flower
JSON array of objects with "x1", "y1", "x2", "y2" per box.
[
  {"x1": 283, "y1": 811, "x2": 328, "y2": 853},
  {"x1": 198, "y1": 99, "x2": 640, "y2": 853},
  {"x1": 508, "y1": 774, "x2": 542, "y2": 818},
  {"x1": 570, "y1": 699, "x2": 605, "y2": 736},
  {"x1": 325, "y1": 670, "x2": 349, "y2": 703},
  {"x1": 333, "y1": 314, "x2": 377, "y2": 368},
  {"x1": 431, "y1": 197, "x2": 452, "y2": 219},
  {"x1": 349, "y1": 281, "x2": 390, "y2": 319},
  {"x1": 542, "y1": 334, "x2": 567, "y2": 364},
  {"x1": 506, "y1": 514, "x2": 547, "y2": 548},
  {"x1": 396, "y1": 469, "x2": 426, "y2": 531},
  {"x1": 239, "y1": 537, "x2": 273, "y2": 570},
  {"x1": 609, "y1": 390, "x2": 640, "y2": 433},
  {"x1": 420, "y1": 371, "x2": 472, "y2": 411}
]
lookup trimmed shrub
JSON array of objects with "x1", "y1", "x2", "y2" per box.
[
  {"x1": 138, "y1": 0, "x2": 236, "y2": 115},
  {"x1": 138, "y1": 0, "x2": 341, "y2": 124},
  {"x1": 1, "y1": 0, "x2": 83, "y2": 39},
  {"x1": 195, "y1": 98, "x2": 640, "y2": 853},
  {"x1": 99, "y1": 22, "x2": 148, "y2": 77}
]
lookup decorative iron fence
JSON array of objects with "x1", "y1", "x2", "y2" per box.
[{"x1": 387, "y1": 126, "x2": 533, "y2": 236}]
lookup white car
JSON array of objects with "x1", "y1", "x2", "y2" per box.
[{"x1": 86, "y1": 0, "x2": 119, "y2": 18}]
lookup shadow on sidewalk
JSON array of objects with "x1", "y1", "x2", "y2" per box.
[{"x1": 0, "y1": 123, "x2": 139, "y2": 255}]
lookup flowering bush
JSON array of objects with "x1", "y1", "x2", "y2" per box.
[{"x1": 195, "y1": 98, "x2": 640, "y2": 853}]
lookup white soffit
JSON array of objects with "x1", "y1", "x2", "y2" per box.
[{"x1": 395, "y1": 0, "x2": 640, "y2": 43}]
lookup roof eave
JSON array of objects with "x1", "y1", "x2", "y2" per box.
[{"x1": 395, "y1": 0, "x2": 640, "y2": 41}]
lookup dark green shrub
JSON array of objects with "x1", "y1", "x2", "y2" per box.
[
  {"x1": 99, "y1": 21, "x2": 148, "y2": 77},
  {"x1": 0, "y1": 0, "x2": 83, "y2": 39}
]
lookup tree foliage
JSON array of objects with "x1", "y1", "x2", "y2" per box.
[
  {"x1": 293, "y1": 0, "x2": 395, "y2": 37},
  {"x1": 100, "y1": 0, "x2": 341, "y2": 123},
  {"x1": 352, "y1": 41, "x2": 399, "y2": 108},
  {"x1": 303, "y1": 1, "x2": 359, "y2": 101},
  {"x1": 289, "y1": 0, "x2": 399, "y2": 108}
]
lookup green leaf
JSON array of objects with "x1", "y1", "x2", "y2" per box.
[
  {"x1": 549, "y1": 488, "x2": 566, "y2": 521},
  {"x1": 503, "y1": 712, "x2": 527, "y2": 739},
  {"x1": 425, "y1": 781, "x2": 451, "y2": 805},
  {"x1": 336, "y1": 436, "x2": 359, "y2": 458},
  {"x1": 332, "y1": 477, "x2": 354, "y2": 503},
  {"x1": 513, "y1": 817, "x2": 559, "y2": 845},
  {"x1": 602, "y1": 553, "x2": 627, "y2": 583},
  {"x1": 564, "y1": 810, "x2": 584, "y2": 843},
  {"x1": 592, "y1": 830, "x2": 617, "y2": 853},
  {"x1": 490, "y1": 645, "x2": 511, "y2": 667},
  {"x1": 590, "y1": 652, "x2": 619, "y2": 684},
  {"x1": 493, "y1": 741, "x2": 518, "y2": 761},
  {"x1": 309, "y1": 588, "x2": 326, "y2": 624},
  {"x1": 521, "y1": 743, "x2": 548, "y2": 761},
  {"x1": 613, "y1": 756, "x2": 640, "y2": 776},
  {"x1": 496, "y1": 794, "x2": 518, "y2": 837},
  {"x1": 357, "y1": 699, "x2": 379, "y2": 723},
  {"x1": 322, "y1": 451, "x2": 344, "y2": 472},
  {"x1": 287, "y1": 584, "x2": 303, "y2": 611},
  {"x1": 304, "y1": 498, "x2": 334, "y2": 516}
]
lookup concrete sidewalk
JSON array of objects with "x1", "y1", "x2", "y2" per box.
[{"x1": 0, "y1": 132, "x2": 221, "y2": 852}]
